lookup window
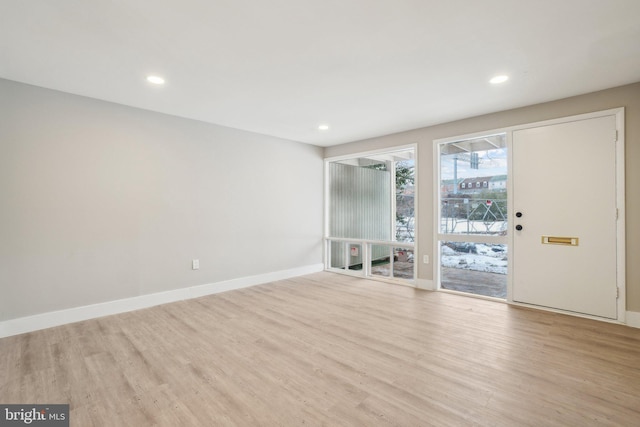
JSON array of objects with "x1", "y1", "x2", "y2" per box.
[
  {"x1": 325, "y1": 147, "x2": 416, "y2": 282},
  {"x1": 461, "y1": 183, "x2": 466, "y2": 189},
  {"x1": 437, "y1": 132, "x2": 507, "y2": 299}
]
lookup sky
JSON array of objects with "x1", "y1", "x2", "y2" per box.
[{"x1": 440, "y1": 148, "x2": 508, "y2": 181}]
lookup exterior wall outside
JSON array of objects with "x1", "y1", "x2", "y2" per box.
[
  {"x1": 328, "y1": 163, "x2": 391, "y2": 267},
  {"x1": 0, "y1": 78, "x2": 324, "y2": 322},
  {"x1": 324, "y1": 82, "x2": 640, "y2": 313},
  {"x1": 459, "y1": 177, "x2": 494, "y2": 193}
]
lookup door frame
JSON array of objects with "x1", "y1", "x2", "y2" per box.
[{"x1": 434, "y1": 108, "x2": 626, "y2": 323}]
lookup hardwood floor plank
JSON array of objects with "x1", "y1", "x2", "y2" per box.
[{"x1": 1, "y1": 272, "x2": 639, "y2": 426}]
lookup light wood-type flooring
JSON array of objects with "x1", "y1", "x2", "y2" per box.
[{"x1": 1, "y1": 272, "x2": 640, "y2": 426}]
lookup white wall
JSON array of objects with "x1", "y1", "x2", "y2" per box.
[{"x1": 0, "y1": 78, "x2": 324, "y2": 322}]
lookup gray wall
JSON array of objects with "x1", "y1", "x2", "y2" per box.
[
  {"x1": 0, "y1": 79, "x2": 324, "y2": 321},
  {"x1": 325, "y1": 82, "x2": 640, "y2": 313}
]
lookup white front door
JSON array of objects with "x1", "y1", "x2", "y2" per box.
[{"x1": 511, "y1": 114, "x2": 619, "y2": 319}]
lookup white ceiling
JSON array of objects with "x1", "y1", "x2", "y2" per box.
[{"x1": 1, "y1": 1, "x2": 639, "y2": 147}]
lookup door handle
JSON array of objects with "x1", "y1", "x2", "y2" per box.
[{"x1": 515, "y1": 225, "x2": 523, "y2": 231}]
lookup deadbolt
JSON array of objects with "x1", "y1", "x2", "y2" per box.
[
  {"x1": 515, "y1": 225, "x2": 523, "y2": 231},
  {"x1": 516, "y1": 212, "x2": 523, "y2": 218}
]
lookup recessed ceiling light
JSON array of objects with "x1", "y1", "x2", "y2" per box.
[
  {"x1": 489, "y1": 75, "x2": 509, "y2": 84},
  {"x1": 318, "y1": 124, "x2": 330, "y2": 131},
  {"x1": 146, "y1": 75, "x2": 165, "y2": 85}
]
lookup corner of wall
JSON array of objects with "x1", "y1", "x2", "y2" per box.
[{"x1": 625, "y1": 311, "x2": 640, "y2": 329}]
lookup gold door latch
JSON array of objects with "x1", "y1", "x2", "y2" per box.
[{"x1": 541, "y1": 236, "x2": 579, "y2": 246}]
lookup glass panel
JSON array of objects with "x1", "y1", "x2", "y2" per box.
[
  {"x1": 438, "y1": 134, "x2": 507, "y2": 298},
  {"x1": 329, "y1": 241, "x2": 363, "y2": 272},
  {"x1": 440, "y1": 134, "x2": 507, "y2": 236},
  {"x1": 393, "y1": 247, "x2": 415, "y2": 280},
  {"x1": 326, "y1": 148, "x2": 415, "y2": 284},
  {"x1": 370, "y1": 245, "x2": 393, "y2": 278},
  {"x1": 328, "y1": 162, "x2": 391, "y2": 241},
  {"x1": 440, "y1": 241, "x2": 507, "y2": 298},
  {"x1": 369, "y1": 246, "x2": 415, "y2": 280},
  {"x1": 329, "y1": 241, "x2": 347, "y2": 270},
  {"x1": 395, "y1": 159, "x2": 415, "y2": 243}
]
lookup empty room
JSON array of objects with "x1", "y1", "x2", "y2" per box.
[{"x1": 1, "y1": 1, "x2": 640, "y2": 426}]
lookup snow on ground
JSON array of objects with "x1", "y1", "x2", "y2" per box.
[{"x1": 441, "y1": 243, "x2": 507, "y2": 275}]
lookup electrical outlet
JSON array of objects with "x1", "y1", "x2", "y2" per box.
[
  {"x1": 423, "y1": 255, "x2": 429, "y2": 264},
  {"x1": 192, "y1": 259, "x2": 200, "y2": 270}
]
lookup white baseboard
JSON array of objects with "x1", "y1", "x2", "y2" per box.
[
  {"x1": 626, "y1": 311, "x2": 640, "y2": 328},
  {"x1": 0, "y1": 263, "x2": 324, "y2": 338},
  {"x1": 415, "y1": 279, "x2": 435, "y2": 290}
]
